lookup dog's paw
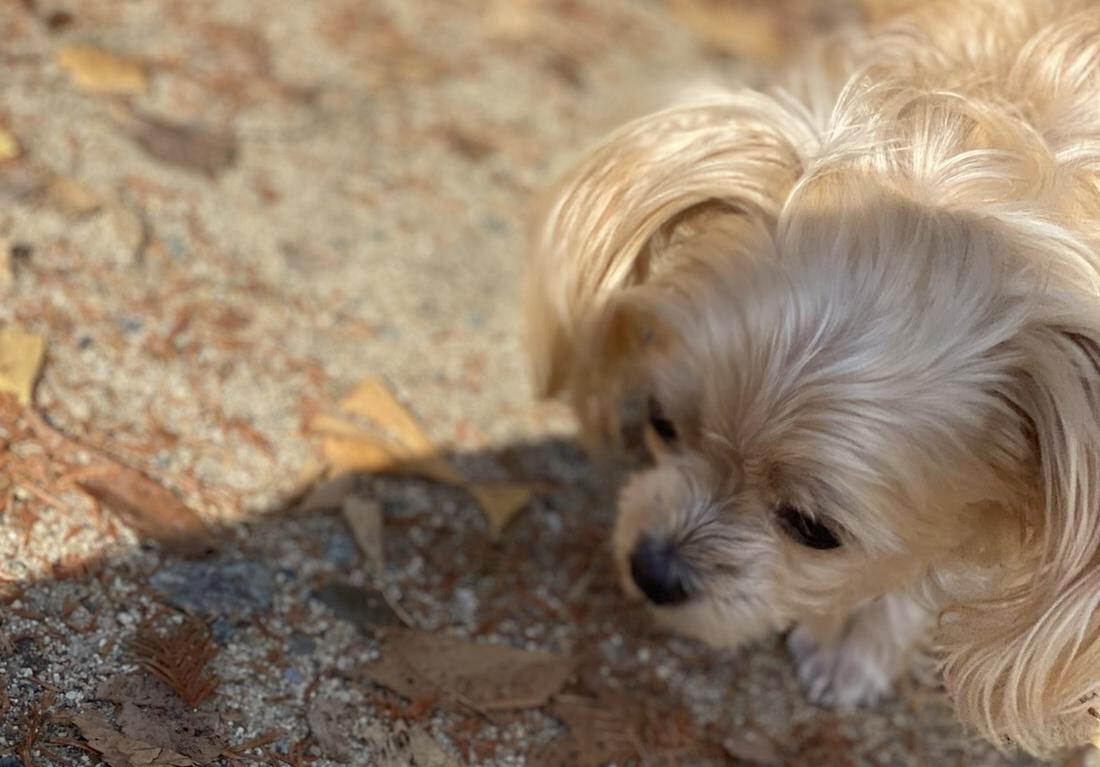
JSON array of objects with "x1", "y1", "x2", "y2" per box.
[{"x1": 787, "y1": 624, "x2": 896, "y2": 710}]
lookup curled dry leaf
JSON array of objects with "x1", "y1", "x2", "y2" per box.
[
  {"x1": 307, "y1": 376, "x2": 536, "y2": 533},
  {"x1": 0, "y1": 127, "x2": 20, "y2": 161},
  {"x1": 341, "y1": 495, "x2": 385, "y2": 573},
  {"x1": 358, "y1": 629, "x2": 573, "y2": 711},
  {"x1": 127, "y1": 114, "x2": 238, "y2": 178},
  {"x1": 70, "y1": 711, "x2": 196, "y2": 767},
  {"x1": 0, "y1": 325, "x2": 45, "y2": 405},
  {"x1": 43, "y1": 176, "x2": 101, "y2": 217},
  {"x1": 76, "y1": 464, "x2": 213, "y2": 555},
  {"x1": 363, "y1": 720, "x2": 459, "y2": 767},
  {"x1": 313, "y1": 580, "x2": 406, "y2": 633},
  {"x1": 296, "y1": 472, "x2": 357, "y2": 513},
  {"x1": 57, "y1": 44, "x2": 148, "y2": 95},
  {"x1": 307, "y1": 696, "x2": 353, "y2": 763}
]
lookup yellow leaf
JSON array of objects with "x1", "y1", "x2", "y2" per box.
[
  {"x1": 57, "y1": 44, "x2": 147, "y2": 95},
  {"x1": 340, "y1": 377, "x2": 435, "y2": 454},
  {"x1": 321, "y1": 433, "x2": 403, "y2": 475},
  {"x1": 0, "y1": 326, "x2": 45, "y2": 405},
  {"x1": 44, "y1": 177, "x2": 101, "y2": 217},
  {"x1": 0, "y1": 128, "x2": 20, "y2": 161},
  {"x1": 309, "y1": 413, "x2": 373, "y2": 438},
  {"x1": 468, "y1": 483, "x2": 534, "y2": 536}
]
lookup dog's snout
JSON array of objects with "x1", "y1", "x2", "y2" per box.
[{"x1": 629, "y1": 537, "x2": 692, "y2": 606}]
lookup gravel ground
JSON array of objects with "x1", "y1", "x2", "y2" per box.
[{"x1": 0, "y1": 0, "x2": 1077, "y2": 765}]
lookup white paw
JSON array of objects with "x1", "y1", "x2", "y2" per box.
[{"x1": 787, "y1": 624, "x2": 896, "y2": 710}]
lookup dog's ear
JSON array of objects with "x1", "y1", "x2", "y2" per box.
[
  {"x1": 525, "y1": 90, "x2": 810, "y2": 441},
  {"x1": 939, "y1": 298, "x2": 1100, "y2": 755}
]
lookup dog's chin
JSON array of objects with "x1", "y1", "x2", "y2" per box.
[{"x1": 647, "y1": 595, "x2": 785, "y2": 650}]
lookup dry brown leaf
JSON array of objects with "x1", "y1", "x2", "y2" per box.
[
  {"x1": 109, "y1": 200, "x2": 149, "y2": 262},
  {"x1": 44, "y1": 177, "x2": 101, "y2": 217},
  {"x1": 341, "y1": 495, "x2": 384, "y2": 573},
  {"x1": 484, "y1": 0, "x2": 543, "y2": 39},
  {"x1": 667, "y1": 0, "x2": 783, "y2": 60},
  {"x1": 320, "y1": 432, "x2": 403, "y2": 475},
  {"x1": 127, "y1": 115, "x2": 238, "y2": 178},
  {"x1": 0, "y1": 325, "x2": 45, "y2": 405},
  {"x1": 468, "y1": 482, "x2": 533, "y2": 536},
  {"x1": 358, "y1": 630, "x2": 573, "y2": 711},
  {"x1": 118, "y1": 702, "x2": 223, "y2": 765},
  {"x1": 362, "y1": 720, "x2": 459, "y2": 767},
  {"x1": 57, "y1": 44, "x2": 148, "y2": 95},
  {"x1": 307, "y1": 696, "x2": 353, "y2": 763},
  {"x1": 311, "y1": 378, "x2": 537, "y2": 531},
  {"x1": 76, "y1": 464, "x2": 213, "y2": 555},
  {"x1": 297, "y1": 473, "x2": 357, "y2": 512},
  {"x1": 315, "y1": 424, "x2": 463, "y2": 486},
  {"x1": 340, "y1": 376, "x2": 437, "y2": 455},
  {"x1": 533, "y1": 693, "x2": 636, "y2": 767},
  {"x1": 0, "y1": 128, "x2": 20, "y2": 161},
  {"x1": 70, "y1": 711, "x2": 196, "y2": 767}
]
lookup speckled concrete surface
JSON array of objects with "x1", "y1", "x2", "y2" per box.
[{"x1": 0, "y1": 0, "x2": 1065, "y2": 765}]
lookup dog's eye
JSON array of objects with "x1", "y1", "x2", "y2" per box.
[
  {"x1": 776, "y1": 504, "x2": 841, "y2": 550},
  {"x1": 647, "y1": 397, "x2": 677, "y2": 444}
]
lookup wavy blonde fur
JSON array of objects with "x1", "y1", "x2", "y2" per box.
[{"x1": 528, "y1": 0, "x2": 1100, "y2": 756}]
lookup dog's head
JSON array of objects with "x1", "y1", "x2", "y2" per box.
[{"x1": 527, "y1": 90, "x2": 1100, "y2": 754}]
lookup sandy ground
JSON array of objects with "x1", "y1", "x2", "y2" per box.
[{"x1": 0, "y1": 0, "x2": 1079, "y2": 765}]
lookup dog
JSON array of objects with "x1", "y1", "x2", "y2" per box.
[{"x1": 525, "y1": 0, "x2": 1100, "y2": 756}]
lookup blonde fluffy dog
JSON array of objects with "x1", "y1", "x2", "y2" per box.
[{"x1": 526, "y1": 0, "x2": 1100, "y2": 757}]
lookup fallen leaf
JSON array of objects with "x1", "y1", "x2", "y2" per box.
[
  {"x1": 724, "y1": 726, "x2": 783, "y2": 766},
  {"x1": 314, "y1": 425, "x2": 462, "y2": 487},
  {"x1": 118, "y1": 702, "x2": 223, "y2": 765},
  {"x1": 340, "y1": 377, "x2": 438, "y2": 457},
  {"x1": 358, "y1": 630, "x2": 573, "y2": 711},
  {"x1": 534, "y1": 682, "x2": 711, "y2": 767},
  {"x1": 362, "y1": 720, "x2": 459, "y2": 767},
  {"x1": 297, "y1": 473, "x2": 357, "y2": 513},
  {"x1": 319, "y1": 431, "x2": 402, "y2": 475},
  {"x1": 0, "y1": 127, "x2": 20, "y2": 161},
  {"x1": 70, "y1": 711, "x2": 196, "y2": 767},
  {"x1": 0, "y1": 325, "x2": 45, "y2": 405},
  {"x1": 312, "y1": 580, "x2": 405, "y2": 633},
  {"x1": 307, "y1": 696, "x2": 352, "y2": 763},
  {"x1": 666, "y1": 0, "x2": 783, "y2": 60},
  {"x1": 532, "y1": 694, "x2": 635, "y2": 767},
  {"x1": 109, "y1": 200, "x2": 149, "y2": 263},
  {"x1": 341, "y1": 495, "x2": 385, "y2": 573},
  {"x1": 0, "y1": 239, "x2": 14, "y2": 292},
  {"x1": 127, "y1": 114, "x2": 237, "y2": 178},
  {"x1": 311, "y1": 378, "x2": 538, "y2": 531},
  {"x1": 76, "y1": 464, "x2": 213, "y2": 555},
  {"x1": 43, "y1": 176, "x2": 101, "y2": 217},
  {"x1": 468, "y1": 482, "x2": 533, "y2": 536},
  {"x1": 484, "y1": 0, "x2": 543, "y2": 39},
  {"x1": 57, "y1": 44, "x2": 148, "y2": 95}
]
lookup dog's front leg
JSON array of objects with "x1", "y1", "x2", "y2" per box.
[{"x1": 787, "y1": 592, "x2": 933, "y2": 709}]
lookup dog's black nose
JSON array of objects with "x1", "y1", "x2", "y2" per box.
[{"x1": 630, "y1": 537, "x2": 692, "y2": 606}]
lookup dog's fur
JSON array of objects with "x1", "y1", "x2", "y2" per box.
[{"x1": 526, "y1": 0, "x2": 1100, "y2": 756}]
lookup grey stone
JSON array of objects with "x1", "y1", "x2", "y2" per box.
[{"x1": 149, "y1": 558, "x2": 274, "y2": 620}]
